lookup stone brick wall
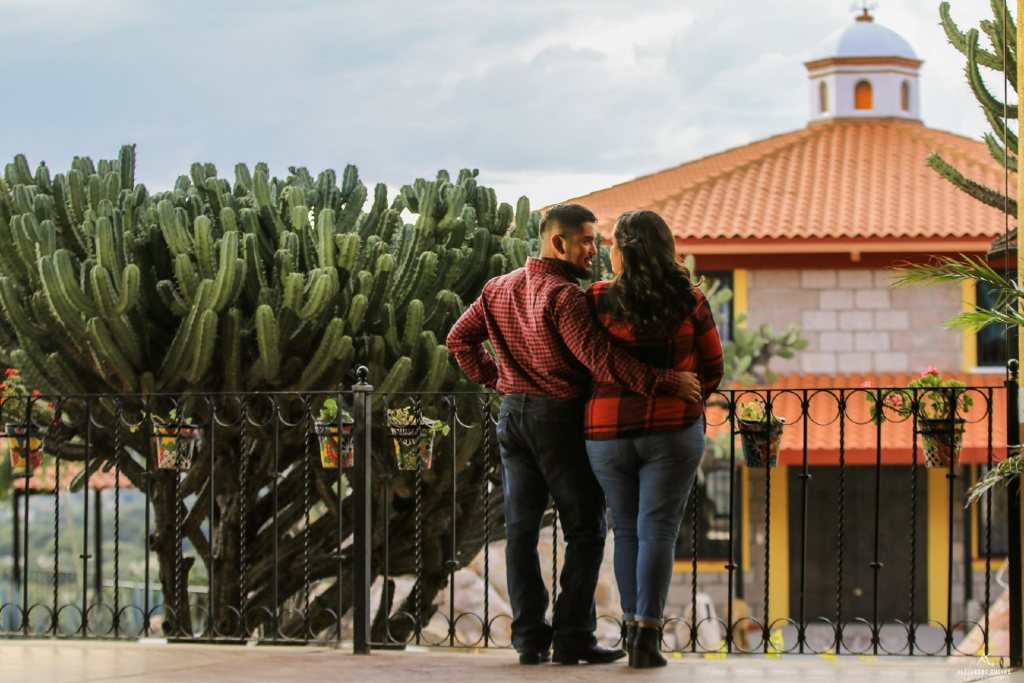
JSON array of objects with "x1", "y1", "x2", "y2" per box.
[{"x1": 746, "y1": 269, "x2": 963, "y2": 375}]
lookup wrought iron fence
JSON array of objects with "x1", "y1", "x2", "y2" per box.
[{"x1": 0, "y1": 367, "x2": 1020, "y2": 663}]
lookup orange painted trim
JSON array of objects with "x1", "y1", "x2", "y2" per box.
[
  {"x1": 804, "y1": 56, "x2": 923, "y2": 70},
  {"x1": 770, "y1": 448, "x2": 996, "y2": 466},
  {"x1": 672, "y1": 559, "x2": 731, "y2": 573},
  {"x1": 689, "y1": 253, "x2": 977, "y2": 271},
  {"x1": 675, "y1": 238, "x2": 994, "y2": 255},
  {"x1": 973, "y1": 557, "x2": 1008, "y2": 571}
]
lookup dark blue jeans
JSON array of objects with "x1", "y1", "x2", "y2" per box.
[
  {"x1": 496, "y1": 394, "x2": 608, "y2": 653},
  {"x1": 586, "y1": 419, "x2": 704, "y2": 624}
]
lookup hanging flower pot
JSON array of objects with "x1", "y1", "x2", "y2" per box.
[
  {"x1": 737, "y1": 418, "x2": 785, "y2": 468},
  {"x1": 736, "y1": 399, "x2": 784, "y2": 468},
  {"x1": 918, "y1": 417, "x2": 966, "y2": 469},
  {"x1": 388, "y1": 409, "x2": 448, "y2": 471},
  {"x1": 152, "y1": 424, "x2": 199, "y2": 471},
  {"x1": 4, "y1": 423, "x2": 44, "y2": 476},
  {"x1": 315, "y1": 420, "x2": 354, "y2": 469}
]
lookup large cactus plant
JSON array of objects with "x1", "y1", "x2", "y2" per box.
[
  {"x1": 0, "y1": 147, "x2": 536, "y2": 395},
  {"x1": 0, "y1": 145, "x2": 539, "y2": 638},
  {"x1": 932, "y1": 1, "x2": 1017, "y2": 232}
]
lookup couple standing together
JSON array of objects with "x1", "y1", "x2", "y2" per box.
[{"x1": 447, "y1": 204, "x2": 723, "y2": 668}]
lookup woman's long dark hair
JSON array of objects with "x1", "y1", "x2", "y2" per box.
[{"x1": 606, "y1": 209, "x2": 697, "y2": 339}]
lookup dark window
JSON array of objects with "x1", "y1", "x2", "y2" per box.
[
  {"x1": 976, "y1": 273, "x2": 1017, "y2": 368},
  {"x1": 675, "y1": 462, "x2": 734, "y2": 561},
  {"x1": 701, "y1": 270, "x2": 733, "y2": 343},
  {"x1": 975, "y1": 464, "x2": 1009, "y2": 557}
]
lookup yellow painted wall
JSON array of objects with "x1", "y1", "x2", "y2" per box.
[
  {"x1": 734, "y1": 269, "x2": 749, "y2": 328},
  {"x1": 1018, "y1": 5, "x2": 1024, "y2": 661},
  {"x1": 927, "y1": 467, "x2": 950, "y2": 623},
  {"x1": 767, "y1": 465, "x2": 789, "y2": 624},
  {"x1": 962, "y1": 280, "x2": 977, "y2": 371},
  {"x1": 735, "y1": 271, "x2": 751, "y2": 572},
  {"x1": 742, "y1": 466, "x2": 750, "y2": 571}
]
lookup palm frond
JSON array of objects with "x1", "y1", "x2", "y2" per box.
[
  {"x1": 889, "y1": 254, "x2": 1019, "y2": 293},
  {"x1": 966, "y1": 452, "x2": 1024, "y2": 507}
]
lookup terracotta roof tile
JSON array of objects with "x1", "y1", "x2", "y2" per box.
[
  {"x1": 707, "y1": 371, "x2": 1007, "y2": 466},
  {"x1": 10, "y1": 461, "x2": 132, "y2": 495},
  {"x1": 566, "y1": 119, "x2": 1012, "y2": 246}
]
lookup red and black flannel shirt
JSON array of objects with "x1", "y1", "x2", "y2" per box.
[
  {"x1": 446, "y1": 257, "x2": 685, "y2": 400},
  {"x1": 584, "y1": 280, "x2": 724, "y2": 440}
]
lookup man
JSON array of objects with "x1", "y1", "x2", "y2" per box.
[{"x1": 447, "y1": 203, "x2": 701, "y2": 666}]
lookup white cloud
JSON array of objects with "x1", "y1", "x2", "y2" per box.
[
  {"x1": 0, "y1": 0, "x2": 143, "y2": 37},
  {"x1": 478, "y1": 168, "x2": 633, "y2": 209},
  {"x1": 0, "y1": 0, "x2": 1008, "y2": 206}
]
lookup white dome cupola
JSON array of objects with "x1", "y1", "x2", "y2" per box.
[{"x1": 804, "y1": 8, "x2": 923, "y2": 122}]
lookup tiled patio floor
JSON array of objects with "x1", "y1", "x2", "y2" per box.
[{"x1": 1, "y1": 640, "x2": 1021, "y2": 683}]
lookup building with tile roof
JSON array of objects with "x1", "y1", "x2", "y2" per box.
[
  {"x1": 570, "y1": 10, "x2": 1008, "y2": 273},
  {"x1": 567, "y1": 9, "x2": 1011, "y2": 374},
  {"x1": 562, "y1": 10, "x2": 1013, "y2": 639}
]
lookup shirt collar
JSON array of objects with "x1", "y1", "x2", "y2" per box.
[{"x1": 526, "y1": 256, "x2": 580, "y2": 282}]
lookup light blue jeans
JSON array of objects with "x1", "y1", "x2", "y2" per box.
[{"x1": 586, "y1": 419, "x2": 704, "y2": 624}]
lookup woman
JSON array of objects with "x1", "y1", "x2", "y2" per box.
[{"x1": 584, "y1": 209, "x2": 723, "y2": 668}]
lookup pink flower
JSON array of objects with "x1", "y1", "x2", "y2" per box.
[
  {"x1": 859, "y1": 380, "x2": 874, "y2": 388},
  {"x1": 884, "y1": 393, "x2": 904, "y2": 409},
  {"x1": 31, "y1": 389, "x2": 41, "y2": 398},
  {"x1": 921, "y1": 365, "x2": 940, "y2": 377}
]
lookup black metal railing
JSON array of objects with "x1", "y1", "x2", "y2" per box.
[{"x1": 0, "y1": 367, "x2": 1020, "y2": 663}]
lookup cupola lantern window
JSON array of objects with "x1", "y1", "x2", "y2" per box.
[{"x1": 854, "y1": 80, "x2": 873, "y2": 110}]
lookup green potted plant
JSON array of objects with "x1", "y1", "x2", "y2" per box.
[
  {"x1": 152, "y1": 409, "x2": 200, "y2": 471},
  {"x1": 1, "y1": 368, "x2": 51, "y2": 476},
  {"x1": 864, "y1": 365, "x2": 973, "y2": 468},
  {"x1": 316, "y1": 398, "x2": 354, "y2": 469},
  {"x1": 387, "y1": 406, "x2": 449, "y2": 471},
  {"x1": 736, "y1": 399, "x2": 784, "y2": 468}
]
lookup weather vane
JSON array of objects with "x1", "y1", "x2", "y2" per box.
[{"x1": 851, "y1": 0, "x2": 878, "y2": 19}]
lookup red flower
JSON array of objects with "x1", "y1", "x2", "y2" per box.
[
  {"x1": 4, "y1": 368, "x2": 18, "y2": 377},
  {"x1": 31, "y1": 389, "x2": 41, "y2": 397}
]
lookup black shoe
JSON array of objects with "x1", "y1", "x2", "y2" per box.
[
  {"x1": 631, "y1": 625, "x2": 666, "y2": 668},
  {"x1": 621, "y1": 621, "x2": 637, "y2": 667},
  {"x1": 518, "y1": 650, "x2": 551, "y2": 665},
  {"x1": 551, "y1": 643, "x2": 627, "y2": 665}
]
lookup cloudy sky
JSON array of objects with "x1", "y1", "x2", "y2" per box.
[{"x1": 0, "y1": 0, "x2": 1003, "y2": 207}]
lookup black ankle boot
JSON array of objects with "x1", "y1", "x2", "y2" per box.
[
  {"x1": 631, "y1": 625, "x2": 666, "y2": 668},
  {"x1": 621, "y1": 621, "x2": 637, "y2": 667}
]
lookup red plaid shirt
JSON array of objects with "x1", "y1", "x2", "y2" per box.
[
  {"x1": 447, "y1": 257, "x2": 685, "y2": 400},
  {"x1": 584, "y1": 280, "x2": 724, "y2": 440}
]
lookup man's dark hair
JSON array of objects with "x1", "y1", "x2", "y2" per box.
[{"x1": 540, "y1": 203, "x2": 598, "y2": 235}]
